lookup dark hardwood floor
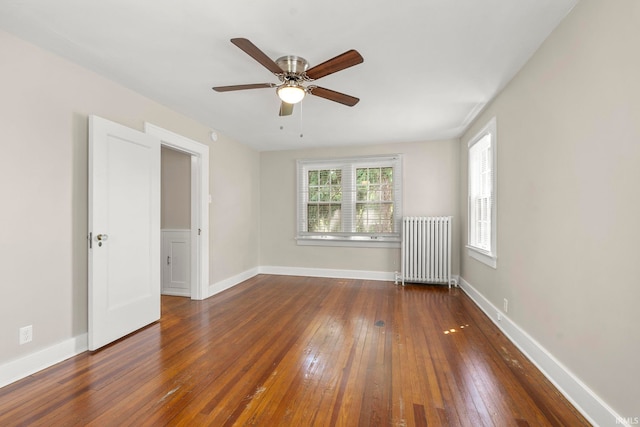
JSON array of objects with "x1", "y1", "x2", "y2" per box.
[{"x1": 0, "y1": 275, "x2": 589, "y2": 426}]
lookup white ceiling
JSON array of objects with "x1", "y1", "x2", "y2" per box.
[{"x1": 0, "y1": 0, "x2": 577, "y2": 151}]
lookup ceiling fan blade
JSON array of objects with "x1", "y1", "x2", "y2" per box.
[
  {"x1": 279, "y1": 102, "x2": 294, "y2": 116},
  {"x1": 212, "y1": 83, "x2": 275, "y2": 92},
  {"x1": 230, "y1": 38, "x2": 283, "y2": 75},
  {"x1": 305, "y1": 50, "x2": 364, "y2": 80},
  {"x1": 309, "y1": 86, "x2": 360, "y2": 107}
]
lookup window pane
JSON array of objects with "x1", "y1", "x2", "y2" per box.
[
  {"x1": 329, "y1": 205, "x2": 341, "y2": 231},
  {"x1": 308, "y1": 170, "x2": 318, "y2": 186},
  {"x1": 309, "y1": 187, "x2": 318, "y2": 202},
  {"x1": 381, "y1": 168, "x2": 393, "y2": 201},
  {"x1": 308, "y1": 204, "x2": 341, "y2": 232},
  {"x1": 331, "y1": 186, "x2": 342, "y2": 201},
  {"x1": 369, "y1": 168, "x2": 380, "y2": 184},
  {"x1": 307, "y1": 205, "x2": 318, "y2": 231},
  {"x1": 357, "y1": 168, "x2": 368, "y2": 184},
  {"x1": 319, "y1": 170, "x2": 329, "y2": 185},
  {"x1": 330, "y1": 169, "x2": 341, "y2": 185},
  {"x1": 356, "y1": 202, "x2": 393, "y2": 233}
]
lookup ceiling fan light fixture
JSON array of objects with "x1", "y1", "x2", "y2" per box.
[
  {"x1": 277, "y1": 82, "x2": 306, "y2": 104},
  {"x1": 213, "y1": 39, "x2": 363, "y2": 114}
]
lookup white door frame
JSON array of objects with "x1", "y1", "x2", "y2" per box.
[{"x1": 145, "y1": 123, "x2": 210, "y2": 300}]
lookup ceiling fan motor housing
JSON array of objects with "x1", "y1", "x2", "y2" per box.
[{"x1": 276, "y1": 55, "x2": 309, "y2": 80}]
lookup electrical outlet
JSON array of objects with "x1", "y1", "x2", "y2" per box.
[
  {"x1": 503, "y1": 298, "x2": 508, "y2": 313},
  {"x1": 19, "y1": 325, "x2": 33, "y2": 344}
]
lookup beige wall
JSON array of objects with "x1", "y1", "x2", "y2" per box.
[
  {"x1": 260, "y1": 140, "x2": 460, "y2": 274},
  {"x1": 161, "y1": 147, "x2": 191, "y2": 229},
  {"x1": 210, "y1": 136, "x2": 261, "y2": 281},
  {"x1": 0, "y1": 29, "x2": 260, "y2": 364},
  {"x1": 459, "y1": 0, "x2": 639, "y2": 418}
]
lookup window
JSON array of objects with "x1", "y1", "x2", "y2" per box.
[
  {"x1": 297, "y1": 155, "x2": 402, "y2": 247},
  {"x1": 467, "y1": 117, "x2": 497, "y2": 268}
]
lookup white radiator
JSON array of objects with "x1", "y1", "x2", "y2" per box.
[{"x1": 401, "y1": 216, "x2": 453, "y2": 287}]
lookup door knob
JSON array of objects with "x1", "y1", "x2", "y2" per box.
[{"x1": 96, "y1": 234, "x2": 109, "y2": 241}]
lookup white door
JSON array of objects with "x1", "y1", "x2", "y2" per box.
[
  {"x1": 88, "y1": 115, "x2": 161, "y2": 351},
  {"x1": 161, "y1": 230, "x2": 191, "y2": 297}
]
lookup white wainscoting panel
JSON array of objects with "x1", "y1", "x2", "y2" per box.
[{"x1": 161, "y1": 230, "x2": 191, "y2": 297}]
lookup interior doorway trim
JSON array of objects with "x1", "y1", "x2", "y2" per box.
[{"x1": 144, "y1": 123, "x2": 210, "y2": 300}]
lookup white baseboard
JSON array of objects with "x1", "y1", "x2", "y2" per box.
[
  {"x1": 161, "y1": 290, "x2": 190, "y2": 297},
  {"x1": 259, "y1": 266, "x2": 396, "y2": 282},
  {"x1": 0, "y1": 334, "x2": 88, "y2": 389},
  {"x1": 207, "y1": 267, "x2": 260, "y2": 298},
  {"x1": 458, "y1": 277, "x2": 626, "y2": 427}
]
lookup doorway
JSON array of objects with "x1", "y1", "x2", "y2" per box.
[
  {"x1": 145, "y1": 123, "x2": 210, "y2": 301},
  {"x1": 161, "y1": 147, "x2": 192, "y2": 297}
]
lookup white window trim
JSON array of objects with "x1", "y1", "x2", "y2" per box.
[
  {"x1": 296, "y1": 155, "x2": 403, "y2": 248},
  {"x1": 467, "y1": 246, "x2": 497, "y2": 269},
  {"x1": 467, "y1": 117, "x2": 497, "y2": 268}
]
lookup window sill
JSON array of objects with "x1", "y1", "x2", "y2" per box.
[
  {"x1": 466, "y1": 246, "x2": 497, "y2": 268},
  {"x1": 297, "y1": 236, "x2": 401, "y2": 249}
]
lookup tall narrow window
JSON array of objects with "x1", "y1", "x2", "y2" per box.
[
  {"x1": 297, "y1": 155, "x2": 402, "y2": 247},
  {"x1": 467, "y1": 117, "x2": 497, "y2": 268}
]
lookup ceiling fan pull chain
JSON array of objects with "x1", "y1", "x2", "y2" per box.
[{"x1": 299, "y1": 101, "x2": 304, "y2": 138}]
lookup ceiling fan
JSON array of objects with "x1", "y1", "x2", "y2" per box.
[{"x1": 212, "y1": 38, "x2": 364, "y2": 116}]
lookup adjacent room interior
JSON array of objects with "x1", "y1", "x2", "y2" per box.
[{"x1": 0, "y1": 1, "x2": 638, "y2": 425}]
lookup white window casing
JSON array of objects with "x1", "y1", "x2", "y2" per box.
[
  {"x1": 296, "y1": 155, "x2": 403, "y2": 248},
  {"x1": 467, "y1": 117, "x2": 497, "y2": 268}
]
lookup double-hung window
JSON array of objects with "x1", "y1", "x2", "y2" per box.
[
  {"x1": 467, "y1": 117, "x2": 497, "y2": 268},
  {"x1": 296, "y1": 155, "x2": 403, "y2": 247}
]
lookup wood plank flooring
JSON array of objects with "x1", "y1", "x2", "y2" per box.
[{"x1": 0, "y1": 275, "x2": 590, "y2": 426}]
